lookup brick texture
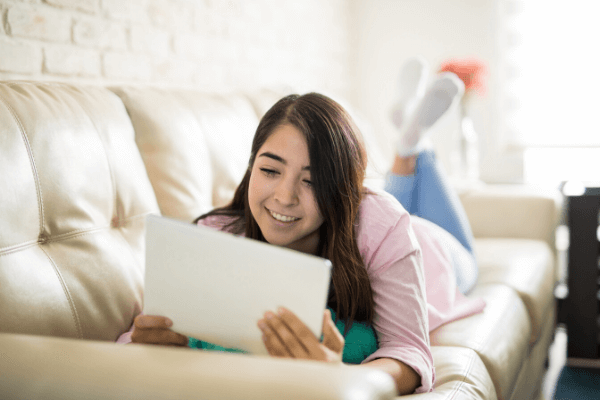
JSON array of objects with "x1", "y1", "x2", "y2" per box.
[
  {"x1": 102, "y1": 0, "x2": 148, "y2": 23},
  {"x1": 0, "y1": 0, "x2": 352, "y2": 99},
  {"x1": 0, "y1": 38, "x2": 42, "y2": 74},
  {"x1": 147, "y1": 0, "x2": 193, "y2": 31},
  {"x1": 45, "y1": 0, "x2": 99, "y2": 14},
  {"x1": 7, "y1": 4, "x2": 71, "y2": 43},
  {"x1": 73, "y1": 17, "x2": 127, "y2": 50},
  {"x1": 44, "y1": 44, "x2": 100, "y2": 76},
  {"x1": 103, "y1": 52, "x2": 151, "y2": 81},
  {"x1": 130, "y1": 24, "x2": 170, "y2": 57}
]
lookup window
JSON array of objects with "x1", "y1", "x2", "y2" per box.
[{"x1": 502, "y1": 0, "x2": 600, "y2": 184}]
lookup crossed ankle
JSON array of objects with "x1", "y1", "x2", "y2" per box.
[{"x1": 391, "y1": 154, "x2": 417, "y2": 176}]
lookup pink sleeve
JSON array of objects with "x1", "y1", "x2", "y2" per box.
[
  {"x1": 197, "y1": 214, "x2": 239, "y2": 233},
  {"x1": 116, "y1": 324, "x2": 134, "y2": 344},
  {"x1": 356, "y1": 191, "x2": 434, "y2": 393},
  {"x1": 361, "y1": 213, "x2": 435, "y2": 394}
]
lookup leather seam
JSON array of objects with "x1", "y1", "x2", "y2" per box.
[
  {"x1": 447, "y1": 350, "x2": 477, "y2": 400},
  {"x1": 0, "y1": 240, "x2": 39, "y2": 257},
  {"x1": 5, "y1": 81, "x2": 66, "y2": 89},
  {"x1": 0, "y1": 92, "x2": 45, "y2": 237},
  {"x1": 39, "y1": 214, "x2": 149, "y2": 243},
  {"x1": 39, "y1": 245, "x2": 83, "y2": 339},
  {"x1": 0, "y1": 214, "x2": 150, "y2": 256},
  {"x1": 0, "y1": 226, "x2": 110, "y2": 256},
  {"x1": 69, "y1": 90, "x2": 120, "y2": 226},
  {"x1": 42, "y1": 225, "x2": 110, "y2": 243}
]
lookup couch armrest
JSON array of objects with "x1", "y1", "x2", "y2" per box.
[
  {"x1": 0, "y1": 332, "x2": 396, "y2": 400},
  {"x1": 458, "y1": 184, "x2": 562, "y2": 249}
]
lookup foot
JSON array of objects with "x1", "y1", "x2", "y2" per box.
[
  {"x1": 396, "y1": 72, "x2": 464, "y2": 156},
  {"x1": 390, "y1": 56, "x2": 429, "y2": 130}
]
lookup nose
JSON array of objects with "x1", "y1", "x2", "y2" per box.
[{"x1": 273, "y1": 177, "x2": 299, "y2": 206}]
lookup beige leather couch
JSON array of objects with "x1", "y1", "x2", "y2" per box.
[{"x1": 0, "y1": 81, "x2": 561, "y2": 399}]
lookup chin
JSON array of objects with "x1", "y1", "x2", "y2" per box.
[{"x1": 262, "y1": 233, "x2": 294, "y2": 248}]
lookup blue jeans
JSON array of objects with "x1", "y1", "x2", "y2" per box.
[{"x1": 384, "y1": 151, "x2": 477, "y2": 293}]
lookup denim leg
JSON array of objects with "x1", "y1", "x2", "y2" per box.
[
  {"x1": 413, "y1": 151, "x2": 474, "y2": 254},
  {"x1": 384, "y1": 173, "x2": 418, "y2": 214},
  {"x1": 384, "y1": 151, "x2": 474, "y2": 254}
]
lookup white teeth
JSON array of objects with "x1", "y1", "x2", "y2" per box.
[{"x1": 269, "y1": 210, "x2": 299, "y2": 223}]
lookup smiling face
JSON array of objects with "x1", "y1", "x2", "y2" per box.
[{"x1": 248, "y1": 124, "x2": 324, "y2": 255}]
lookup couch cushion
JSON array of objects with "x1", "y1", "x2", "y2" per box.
[
  {"x1": 475, "y1": 238, "x2": 555, "y2": 344},
  {"x1": 0, "y1": 82, "x2": 158, "y2": 340},
  {"x1": 110, "y1": 87, "x2": 214, "y2": 221},
  {"x1": 430, "y1": 285, "x2": 531, "y2": 400},
  {"x1": 458, "y1": 184, "x2": 561, "y2": 250},
  {"x1": 175, "y1": 91, "x2": 259, "y2": 209},
  {"x1": 112, "y1": 88, "x2": 259, "y2": 217},
  {"x1": 0, "y1": 332, "x2": 397, "y2": 400},
  {"x1": 509, "y1": 313, "x2": 556, "y2": 400},
  {"x1": 403, "y1": 346, "x2": 497, "y2": 399}
]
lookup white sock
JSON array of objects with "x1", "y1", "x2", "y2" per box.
[
  {"x1": 390, "y1": 56, "x2": 429, "y2": 130},
  {"x1": 396, "y1": 72, "x2": 464, "y2": 156}
]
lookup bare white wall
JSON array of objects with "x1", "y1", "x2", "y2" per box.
[
  {"x1": 0, "y1": 0, "x2": 352, "y2": 98},
  {"x1": 351, "y1": 0, "x2": 522, "y2": 183}
]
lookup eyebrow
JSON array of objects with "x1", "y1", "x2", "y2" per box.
[{"x1": 258, "y1": 152, "x2": 310, "y2": 171}]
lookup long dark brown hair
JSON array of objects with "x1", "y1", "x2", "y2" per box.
[{"x1": 196, "y1": 93, "x2": 374, "y2": 326}]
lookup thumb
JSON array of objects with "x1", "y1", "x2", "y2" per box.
[{"x1": 322, "y1": 309, "x2": 344, "y2": 353}]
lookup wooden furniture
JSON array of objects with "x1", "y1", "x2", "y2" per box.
[{"x1": 566, "y1": 186, "x2": 600, "y2": 366}]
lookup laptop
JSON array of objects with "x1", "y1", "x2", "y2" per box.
[{"x1": 143, "y1": 214, "x2": 332, "y2": 355}]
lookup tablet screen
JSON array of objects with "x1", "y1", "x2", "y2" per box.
[{"x1": 143, "y1": 214, "x2": 332, "y2": 354}]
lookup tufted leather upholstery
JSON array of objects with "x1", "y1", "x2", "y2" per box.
[
  {"x1": 0, "y1": 80, "x2": 561, "y2": 400},
  {"x1": 0, "y1": 82, "x2": 158, "y2": 341}
]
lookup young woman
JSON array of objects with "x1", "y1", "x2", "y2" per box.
[{"x1": 124, "y1": 89, "x2": 485, "y2": 395}]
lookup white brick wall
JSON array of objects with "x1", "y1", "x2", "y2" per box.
[{"x1": 0, "y1": 0, "x2": 353, "y2": 98}]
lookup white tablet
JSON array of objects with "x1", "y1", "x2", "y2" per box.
[{"x1": 143, "y1": 214, "x2": 332, "y2": 355}]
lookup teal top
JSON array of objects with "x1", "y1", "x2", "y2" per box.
[{"x1": 187, "y1": 307, "x2": 379, "y2": 364}]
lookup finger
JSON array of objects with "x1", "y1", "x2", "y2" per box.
[
  {"x1": 263, "y1": 311, "x2": 310, "y2": 359},
  {"x1": 258, "y1": 319, "x2": 292, "y2": 357},
  {"x1": 131, "y1": 327, "x2": 188, "y2": 346},
  {"x1": 134, "y1": 315, "x2": 173, "y2": 330},
  {"x1": 275, "y1": 308, "x2": 323, "y2": 359},
  {"x1": 322, "y1": 310, "x2": 345, "y2": 353}
]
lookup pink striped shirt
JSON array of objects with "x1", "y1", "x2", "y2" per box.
[{"x1": 198, "y1": 190, "x2": 486, "y2": 393}]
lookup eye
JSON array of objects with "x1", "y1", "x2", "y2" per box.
[
  {"x1": 303, "y1": 179, "x2": 313, "y2": 187},
  {"x1": 260, "y1": 168, "x2": 279, "y2": 177}
]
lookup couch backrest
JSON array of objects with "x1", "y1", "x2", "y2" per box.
[
  {"x1": 0, "y1": 81, "x2": 384, "y2": 342},
  {"x1": 110, "y1": 87, "x2": 267, "y2": 221},
  {"x1": 0, "y1": 82, "x2": 159, "y2": 341}
]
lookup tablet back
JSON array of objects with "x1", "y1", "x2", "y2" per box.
[{"x1": 143, "y1": 214, "x2": 332, "y2": 354}]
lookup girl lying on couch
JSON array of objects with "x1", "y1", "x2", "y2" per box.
[{"x1": 120, "y1": 62, "x2": 485, "y2": 395}]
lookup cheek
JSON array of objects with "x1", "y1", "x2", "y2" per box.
[
  {"x1": 248, "y1": 172, "x2": 271, "y2": 217},
  {"x1": 304, "y1": 192, "x2": 324, "y2": 225},
  {"x1": 247, "y1": 173, "x2": 260, "y2": 212}
]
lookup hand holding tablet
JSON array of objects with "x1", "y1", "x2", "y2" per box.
[{"x1": 142, "y1": 215, "x2": 332, "y2": 355}]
